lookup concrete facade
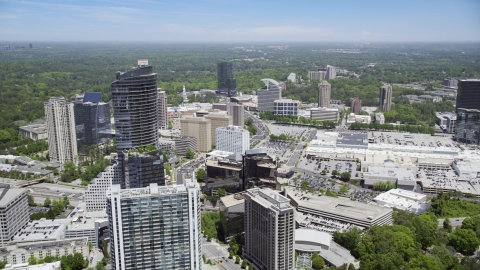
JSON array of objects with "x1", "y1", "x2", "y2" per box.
[
  {"x1": 180, "y1": 117, "x2": 212, "y2": 152},
  {"x1": 215, "y1": 125, "x2": 250, "y2": 154}
]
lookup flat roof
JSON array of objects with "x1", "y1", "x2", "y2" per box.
[
  {"x1": 206, "y1": 159, "x2": 242, "y2": 171},
  {"x1": 295, "y1": 228, "x2": 331, "y2": 247},
  {"x1": 220, "y1": 193, "x2": 245, "y2": 208},
  {"x1": 364, "y1": 166, "x2": 416, "y2": 181},
  {"x1": 287, "y1": 189, "x2": 391, "y2": 222},
  {"x1": 336, "y1": 133, "x2": 368, "y2": 147},
  {"x1": 0, "y1": 188, "x2": 25, "y2": 207}
]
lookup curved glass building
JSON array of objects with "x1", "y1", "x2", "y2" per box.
[{"x1": 111, "y1": 60, "x2": 159, "y2": 151}]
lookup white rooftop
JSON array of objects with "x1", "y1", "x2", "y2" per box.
[{"x1": 374, "y1": 189, "x2": 429, "y2": 213}]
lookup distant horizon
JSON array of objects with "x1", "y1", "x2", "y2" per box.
[
  {"x1": 1, "y1": 0, "x2": 479, "y2": 43},
  {"x1": 2, "y1": 41, "x2": 480, "y2": 44}
]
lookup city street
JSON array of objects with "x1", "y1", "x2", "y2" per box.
[{"x1": 202, "y1": 236, "x2": 241, "y2": 270}]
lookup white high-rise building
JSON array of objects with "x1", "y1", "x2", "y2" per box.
[
  {"x1": 158, "y1": 89, "x2": 168, "y2": 130},
  {"x1": 215, "y1": 125, "x2": 250, "y2": 154},
  {"x1": 44, "y1": 97, "x2": 78, "y2": 164},
  {"x1": 287, "y1": 73, "x2": 296, "y2": 83},
  {"x1": 244, "y1": 188, "x2": 295, "y2": 270},
  {"x1": 85, "y1": 161, "x2": 122, "y2": 211},
  {"x1": 326, "y1": 65, "x2": 336, "y2": 80},
  {"x1": 107, "y1": 180, "x2": 202, "y2": 270},
  {"x1": 258, "y1": 79, "x2": 282, "y2": 113}
]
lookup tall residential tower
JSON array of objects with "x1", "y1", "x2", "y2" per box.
[
  {"x1": 44, "y1": 97, "x2": 78, "y2": 164},
  {"x1": 379, "y1": 84, "x2": 393, "y2": 111},
  {"x1": 318, "y1": 80, "x2": 331, "y2": 108},
  {"x1": 244, "y1": 188, "x2": 295, "y2": 270}
]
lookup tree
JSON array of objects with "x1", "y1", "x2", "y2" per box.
[
  {"x1": 331, "y1": 170, "x2": 338, "y2": 176},
  {"x1": 63, "y1": 196, "x2": 69, "y2": 207},
  {"x1": 88, "y1": 241, "x2": 93, "y2": 252},
  {"x1": 196, "y1": 168, "x2": 206, "y2": 182},
  {"x1": 95, "y1": 261, "x2": 106, "y2": 270},
  {"x1": 311, "y1": 252, "x2": 325, "y2": 270},
  {"x1": 321, "y1": 169, "x2": 327, "y2": 175},
  {"x1": 229, "y1": 250, "x2": 234, "y2": 259},
  {"x1": 340, "y1": 172, "x2": 351, "y2": 181},
  {"x1": 216, "y1": 188, "x2": 227, "y2": 198},
  {"x1": 28, "y1": 256, "x2": 37, "y2": 265},
  {"x1": 241, "y1": 259, "x2": 247, "y2": 269},
  {"x1": 443, "y1": 218, "x2": 452, "y2": 232},
  {"x1": 340, "y1": 184, "x2": 349, "y2": 194},
  {"x1": 333, "y1": 227, "x2": 361, "y2": 257},
  {"x1": 235, "y1": 255, "x2": 240, "y2": 264},
  {"x1": 301, "y1": 180, "x2": 309, "y2": 191},
  {"x1": 44, "y1": 197, "x2": 51, "y2": 207},
  {"x1": 186, "y1": 147, "x2": 195, "y2": 159},
  {"x1": 28, "y1": 195, "x2": 35, "y2": 206},
  {"x1": 248, "y1": 266, "x2": 253, "y2": 270},
  {"x1": 449, "y1": 228, "x2": 480, "y2": 255},
  {"x1": 168, "y1": 121, "x2": 173, "y2": 130}
]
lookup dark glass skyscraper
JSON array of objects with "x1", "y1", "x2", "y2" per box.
[
  {"x1": 111, "y1": 60, "x2": 159, "y2": 152},
  {"x1": 456, "y1": 79, "x2": 480, "y2": 111},
  {"x1": 122, "y1": 149, "x2": 165, "y2": 189},
  {"x1": 217, "y1": 61, "x2": 237, "y2": 97}
]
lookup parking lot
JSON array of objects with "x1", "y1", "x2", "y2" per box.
[{"x1": 260, "y1": 140, "x2": 295, "y2": 163}]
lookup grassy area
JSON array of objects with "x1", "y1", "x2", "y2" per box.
[{"x1": 429, "y1": 193, "x2": 480, "y2": 218}]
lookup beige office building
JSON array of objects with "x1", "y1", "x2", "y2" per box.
[
  {"x1": 205, "y1": 113, "x2": 233, "y2": 142},
  {"x1": 318, "y1": 80, "x2": 331, "y2": 108},
  {"x1": 308, "y1": 71, "x2": 326, "y2": 81},
  {"x1": 181, "y1": 117, "x2": 212, "y2": 152},
  {"x1": 227, "y1": 102, "x2": 245, "y2": 127}
]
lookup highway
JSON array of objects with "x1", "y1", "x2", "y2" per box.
[{"x1": 437, "y1": 217, "x2": 467, "y2": 228}]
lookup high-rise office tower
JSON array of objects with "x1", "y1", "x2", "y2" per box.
[
  {"x1": 82, "y1": 92, "x2": 111, "y2": 146},
  {"x1": 111, "y1": 59, "x2": 159, "y2": 152},
  {"x1": 351, "y1": 97, "x2": 361, "y2": 115},
  {"x1": 258, "y1": 79, "x2": 282, "y2": 113},
  {"x1": 158, "y1": 90, "x2": 168, "y2": 130},
  {"x1": 180, "y1": 117, "x2": 212, "y2": 152},
  {"x1": 0, "y1": 184, "x2": 29, "y2": 245},
  {"x1": 378, "y1": 84, "x2": 393, "y2": 111},
  {"x1": 226, "y1": 102, "x2": 245, "y2": 127},
  {"x1": 216, "y1": 125, "x2": 250, "y2": 154},
  {"x1": 326, "y1": 65, "x2": 336, "y2": 80},
  {"x1": 122, "y1": 148, "x2": 165, "y2": 189},
  {"x1": 455, "y1": 108, "x2": 480, "y2": 145},
  {"x1": 44, "y1": 97, "x2": 78, "y2": 164},
  {"x1": 107, "y1": 180, "x2": 203, "y2": 270},
  {"x1": 205, "y1": 112, "x2": 233, "y2": 142},
  {"x1": 456, "y1": 79, "x2": 480, "y2": 111},
  {"x1": 244, "y1": 188, "x2": 295, "y2": 270},
  {"x1": 217, "y1": 62, "x2": 237, "y2": 97},
  {"x1": 318, "y1": 80, "x2": 331, "y2": 108}
]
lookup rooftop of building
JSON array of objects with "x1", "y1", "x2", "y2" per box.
[
  {"x1": 274, "y1": 99, "x2": 301, "y2": 103},
  {"x1": 108, "y1": 183, "x2": 191, "y2": 199},
  {"x1": 217, "y1": 125, "x2": 246, "y2": 131},
  {"x1": 364, "y1": 166, "x2": 416, "y2": 181},
  {"x1": 247, "y1": 188, "x2": 292, "y2": 211},
  {"x1": 336, "y1": 133, "x2": 368, "y2": 147},
  {"x1": 0, "y1": 186, "x2": 25, "y2": 207},
  {"x1": 18, "y1": 124, "x2": 47, "y2": 134},
  {"x1": 311, "y1": 107, "x2": 339, "y2": 112},
  {"x1": 3, "y1": 262, "x2": 61, "y2": 270},
  {"x1": 295, "y1": 228, "x2": 331, "y2": 250},
  {"x1": 220, "y1": 192, "x2": 245, "y2": 209},
  {"x1": 206, "y1": 159, "x2": 242, "y2": 171},
  {"x1": 320, "y1": 241, "x2": 359, "y2": 268},
  {"x1": 286, "y1": 188, "x2": 391, "y2": 222},
  {"x1": 374, "y1": 189, "x2": 429, "y2": 213}
]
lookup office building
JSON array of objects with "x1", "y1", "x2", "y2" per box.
[
  {"x1": 378, "y1": 84, "x2": 393, "y2": 111},
  {"x1": 212, "y1": 103, "x2": 227, "y2": 111},
  {"x1": 44, "y1": 97, "x2": 78, "y2": 164},
  {"x1": 318, "y1": 80, "x2": 331, "y2": 108},
  {"x1": 243, "y1": 149, "x2": 277, "y2": 189},
  {"x1": 85, "y1": 161, "x2": 122, "y2": 211},
  {"x1": 375, "y1": 113, "x2": 385, "y2": 124},
  {"x1": 0, "y1": 237, "x2": 88, "y2": 265},
  {"x1": 326, "y1": 65, "x2": 336, "y2": 80},
  {"x1": 219, "y1": 193, "x2": 245, "y2": 241},
  {"x1": 205, "y1": 113, "x2": 233, "y2": 142},
  {"x1": 0, "y1": 185, "x2": 29, "y2": 244},
  {"x1": 443, "y1": 78, "x2": 458, "y2": 88},
  {"x1": 456, "y1": 79, "x2": 480, "y2": 111},
  {"x1": 258, "y1": 79, "x2": 282, "y2": 113},
  {"x1": 174, "y1": 136, "x2": 198, "y2": 156},
  {"x1": 308, "y1": 70, "x2": 326, "y2": 81},
  {"x1": 217, "y1": 61, "x2": 237, "y2": 97},
  {"x1": 122, "y1": 148, "x2": 165, "y2": 189},
  {"x1": 374, "y1": 189, "x2": 428, "y2": 214},
  {"x1": 435, "y1": 112, "x2": 457, "y2": 134},
  {"x1": 81, "y1": 93, "x2": 111, "y2": 146},
  {"x1": 310, "y1": 108, "x2": 339, "y2": 122},
  {"x1": 244, "y1": 188, "x2": 295, "y2": 270},
  {"x1": 287, "y1": 73, "x2": 296, "y2": 83},
  {"x1": 351, "y1": 97, "x2": 361, "y2": 115},
  {"x1": 216, "y1": 125, "x2": 250, "y2": 154},
  {"x1": 274, "y1": 99, "x2": 301, "y2": 116},
  {"x1": 107, "y1": 181, "x2": 202, "y2": 270},
  {"x1": 180, "y1": 117, "x2": 212, "y2": 152},
  {"x1": 158, "y1": 90, "x2": 168, "y2": 130},
  {"x1": 111, "y1": 59, "x2": 159, "y2": 152},
  {"x1": 18, "y1": 122, "x2": 47, "y2": 141},
  {"x1": 226, "y1": 102, "x2": 245, "y2": 127},
  {"x1": 455, "y1": 108, "x2": 480, "y2": 145}
]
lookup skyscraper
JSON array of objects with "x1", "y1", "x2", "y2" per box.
[
  {"x1": 455, "y1": 108, "x2": 480, "y2": 145},
  {"x1": 205, "y1": 112, "x2": 233, "y2": 142},
  {"x1": 122, "y1": 148, "x2": 165, "y2": 189},
  {"x1": 107, "y1": 180, "x2": 203, "y2": 270},
  {"x1": 158, "y1": 90, "x2": 168, "y2": 130},
  {"x1": 456, "y1": 79, "x2": 480, "y2": 111},
  {"x1": 217, "y1": 61, "x2": 237, "y2": 97},
  {"x1": 378, "y1": 84, "x2": 393, "y2": 111},
  {"x1": 244, "y1": 188, "x2": 295, "y2": 270},
  {"x1": 326, "y1": 65, "x2": 336, "y2": 80},
  {"x1": 111, "y1": 59, "x2": 159, "y2": 152},
  {"x1": 257, "y1": 79, "x2": 282, "y2": 113},
  {"x1": 226, "y1": 102, "x2": 245, "y2": 127},
  {"x1": 351, "y1": 97, "x2": 361, "y2": 115},
  {"x1": 44, "y1": 97, "x2": 78, "y2": 164},
  {"x1": 82, "y1": 92, "x2": 111, "y2": 146},
  {"x1": 180, "y1": 117, "x2": 212, "y2": 152},
  {"x1": 318, "y1": 80, "x2": 331, "y2": 108}
]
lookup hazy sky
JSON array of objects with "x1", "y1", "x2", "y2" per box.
[{"x1": 1, "y1": 0, "x2": 479, "y2": 42}]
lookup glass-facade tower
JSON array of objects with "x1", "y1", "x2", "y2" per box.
[{"x1": 217, "y1": 61, "x2": 237, "y2": 97}]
